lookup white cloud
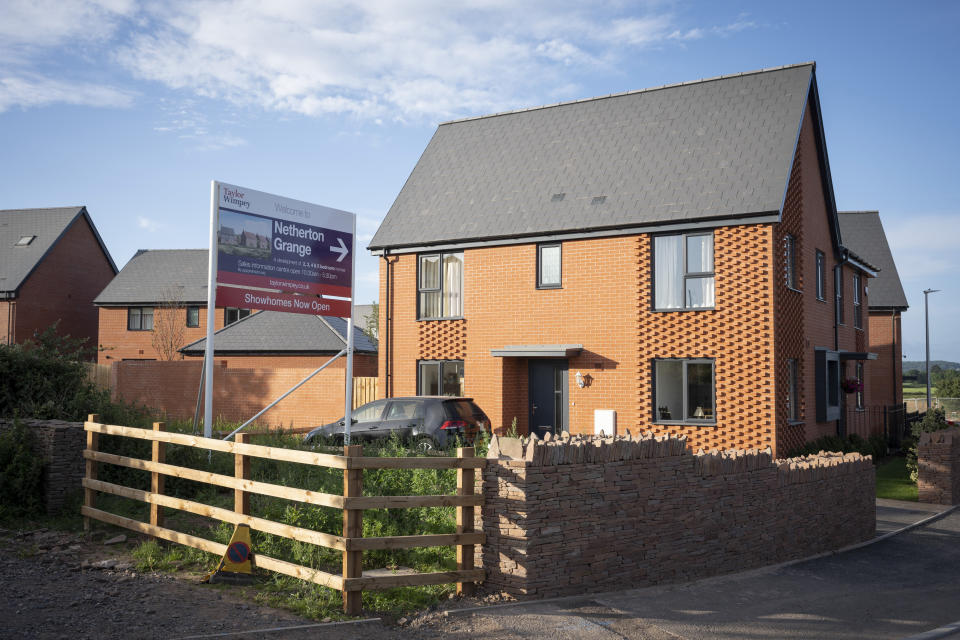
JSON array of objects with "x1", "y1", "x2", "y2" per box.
[
  {"x1": 0, "y1": 1, "x2": 765, "y2": 119},
  {"x1": 0, "y1": 74, "x2": 134, "y2": 112},
  {"x1": 137, "y1": 216, "x2": 163, "y2": 232}
]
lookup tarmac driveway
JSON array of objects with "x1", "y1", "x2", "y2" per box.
[{"x1": 434, "y1": 503, "x2": 960, "y2": 639}]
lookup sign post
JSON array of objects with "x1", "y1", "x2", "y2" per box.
[{"x1": 203, "y1": 181, "x2": 356, "y2": 440}]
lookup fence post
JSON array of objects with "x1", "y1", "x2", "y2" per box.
[
  {"x1": 235, "y1": 432, "x2": 251, "y2": 516},
  {"x1": 456, "y1": 446, "x2": 476, "y2": 596},
  {"x1": 83, "y1": 414, "x2": 100, "y2": 531},
  {"x1": 150, "y1": 422, "x2": 166, "y2": 528},
  {"x1": 342, "y1": 444, "x2": 363, "y2": 615}
]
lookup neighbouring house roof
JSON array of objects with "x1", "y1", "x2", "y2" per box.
[
  {"x1": 0, "y1": 207, "x2": 117, "y2": 295},
  {"x1": 838, "y1": 211, "x2": 908, "y2": 310},
  {"x1": 370, "y1": 63, "x2": 820, "y2": 252},
  {"x1": 179, "y1": 310, "x2": 377, "y2": 355},
  {"x1": 94, "y1": 249, "x2": 209, "y2": 305}
]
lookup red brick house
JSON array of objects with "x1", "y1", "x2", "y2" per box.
[
  {"x1": 369, "y1": 62, "x2": 880, "y2": 457},
  {"x1": 0, "y1": 207, "x2": 117, "y2": 352},
  {"x1": 838, "y1": 211, "x2": 909, "y2": 409}
]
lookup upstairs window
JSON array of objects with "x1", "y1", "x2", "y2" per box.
[
  {"x1": 418, "y1": 252, "x2": 463, "y2": 319},
  {"x1": 127, "y1": 307, "x2": 154, "y2": 331},
  {"x1": 654, "y1": 232, "x2": 714, "y2": 310},
  {"x1": 853, "y1": 274, "x2": 863, "y2": 329},
  {"x1": 537, "y1": 243, "x2": 561, "y2": 288},
  {"x1": 186, "y1": 306, "x2": 200, "y2": 328},
  {"x1": 815, "y1": 250, "x2": 826, "y2": 300},
  {"x1": 785, "y1": 234, "x2": 797, "y2": 289},
  {"x1": 225, "y1": 308, "x2": 251, "y2": 325}
]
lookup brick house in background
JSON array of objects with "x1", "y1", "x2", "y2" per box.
[
  {"x1": 369, "y1": 62, "x2": 881, "y2": 457},
  {"x1": 0, "y1": 207, "x2": 117, "y2": 352},
  {"x1": 95, "y1": 248, "x2": 377, "y2": 364},
  {"x1": 838, "y1": 211, "x2": 909, "y2": 409}
]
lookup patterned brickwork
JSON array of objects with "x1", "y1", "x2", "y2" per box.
[
  {"x1": 418, "y1": 318, "x2": 467, "y2": 360},
  {"x1": 635, "y1": 225, "x2": 777, "y2": 453},
  {"x1": 775, "y1": 125, "x2": 808, "y2": 456},
  {"x1": 917, "y1": 428, "x2": 960, "y2": 505}
]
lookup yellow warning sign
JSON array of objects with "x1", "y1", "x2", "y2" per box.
[{"x1": 203, "y1": 523, "x2": 255, "y2": 584}]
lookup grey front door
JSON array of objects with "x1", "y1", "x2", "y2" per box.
[{"x1": 528, "y1": 359, "x2": 568, "y2": 438}]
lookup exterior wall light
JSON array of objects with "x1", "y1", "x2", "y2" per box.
[{"x1": 575, "y1": 371, "x2": 585, "y2": 388}]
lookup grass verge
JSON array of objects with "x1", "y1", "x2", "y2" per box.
[{"x1": 876, "y1": 455, "x2": 917, "y2": 501}]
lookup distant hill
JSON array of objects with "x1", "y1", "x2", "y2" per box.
[{"x1": 903, "y1": 360, "x2": 960, "y2": 372}]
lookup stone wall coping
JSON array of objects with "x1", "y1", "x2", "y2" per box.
[{"x1": 919, "y1": 427, "x2": 960, "y2": 446}]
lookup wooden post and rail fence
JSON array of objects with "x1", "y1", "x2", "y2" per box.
[{"x1": 81, "y1": 414, "x2": 484, "y2": 615}]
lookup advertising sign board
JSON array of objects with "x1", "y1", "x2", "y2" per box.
[{"x1": 215, "y1": 182, "x2": 354, "y2": 302}]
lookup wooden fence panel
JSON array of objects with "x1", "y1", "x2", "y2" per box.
[
  {"x1": 352, "y1": 377, "x2": 377, "y2": 408},
  {"x1": 81, "y1": 417, "x2": 485, "y2": 614}
]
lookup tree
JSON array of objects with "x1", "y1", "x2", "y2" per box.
[
  {"x1": 151, "y1": 286, "x2": 186, "y2": 361},
  {"x1": 934, "y1": 369, "x2": 960, "y2": 398},
  {"x1": 362, "y1": 301, "x2": 379, "y2": 341}
]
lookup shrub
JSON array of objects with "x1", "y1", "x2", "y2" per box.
[
  {"x1": 0, "y1": 418, "x2": 45, "y2": 519},
  {"x1": 787, "y1": 432, "x2": 887, "y2": 461},
  {"x1": 905, "y1": 407, "x2": 951, "y2": 482}
]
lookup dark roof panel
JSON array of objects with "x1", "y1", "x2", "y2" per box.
[
  {"x1": 95, "y1": 249, "x2": 209, "y2": 305},
  {"x1": 838, "y1": 211, "x2": 908, "y2": 310},
  {"x1": 1, "y1": 207, "x2": 88, "y2": 293},
  {"x1": 180, "y1": 310, "x2": 377, "y2": 355},
  {"x1": 370, "y1": 63, "x2": 815, "y2": 249}
]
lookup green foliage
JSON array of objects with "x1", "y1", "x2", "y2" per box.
[
  {"x1": 362, "y1": 301, "x2": 379, "y2": 341},
  {"x1": 503, "y1": 417, "x2": 520, "y2": 438},
  {"x1": 875, "y1": 456, "x2": 918, "y2": 501},
  {"x1": 934, "y1": 370, "x2": 960, "y2": 398},
  {"x1": 905, "y1": 407, "x2": 951, "y2": 482},
  {"x1": 787, "y1": 432, "x2": 887, "y2": 461},
  {"x1": 0, "y1": 324, "x2": 153, "y2": 425},
  {"x1": 0, "y1": 418, "x2": 45, "y2": 519}
]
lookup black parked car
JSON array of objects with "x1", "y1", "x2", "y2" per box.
[{"x1": 302, "y1": 396, "x2": 490, "y2": 452}]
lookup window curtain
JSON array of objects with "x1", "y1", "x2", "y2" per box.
[
  {"x1": 442, "y1": 253, "x2": 463, "y2": 317},
  {"x1": 655, "y1": 236, "x2": 683, "y2": 309}
]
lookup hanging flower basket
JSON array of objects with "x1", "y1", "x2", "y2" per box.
[{"x1": 841, "y1": 377, "x2": 863, "y2": 394}]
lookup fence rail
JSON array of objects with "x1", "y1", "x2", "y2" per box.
[{"x1": 81, "y1": 415, "x2": 484, "y2": 614}]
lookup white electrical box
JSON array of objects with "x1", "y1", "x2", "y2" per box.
[{"x1": 594, "y1": 409, "x2": 616, "y2": 436}]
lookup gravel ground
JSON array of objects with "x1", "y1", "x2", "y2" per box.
[{"x1": 0, "y1": 526, "x2": 511, "y2": 640}]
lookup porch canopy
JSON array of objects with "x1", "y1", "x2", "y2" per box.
[
  {"x1": 838, "y1": 350, "x2": 878, "y2": 361},
  {"x1": 490, "y1": 344, "x2": 583, "y2": 358}
]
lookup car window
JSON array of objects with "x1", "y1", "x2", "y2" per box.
[
  {"x1": 386, "y1": 400, "x2": 423, "y2": 420},
  {"x1": 444, "y1": 400, "x2": 479, "y2": 420},
  {"x1": 352, "y1": 400, "x2": 387, "y2": 423}
]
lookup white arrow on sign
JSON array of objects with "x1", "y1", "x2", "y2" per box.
[{"x1": 330, "y1": 237, "x2": 349, "y2": 262}]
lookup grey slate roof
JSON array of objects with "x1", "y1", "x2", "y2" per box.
[
  {"x1": 95, "y1": 249, "x2": 209, "y2": 305},
  {"x1": 180, "y1": 310, "x2": 377, "y2": 355},
  {"x1": 1, "y1": 207, "x2": 116, "y2": 294},
  {"x1": 370, "y1": 63, "x2": 815, "y2": 250},
  {"x1": 838, "y1": 211, "x2": 908, "y2": 310}
]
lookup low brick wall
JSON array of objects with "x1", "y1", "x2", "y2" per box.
[
  {"x1": 480, "y1": 432, "x2": 875, "y2": 598},
  {"x1": 918, "y1": 427, "x2": 960, "y2": 504},
  {"x1": 0, "y1": 419, "x2": 85, "y2": 514}
]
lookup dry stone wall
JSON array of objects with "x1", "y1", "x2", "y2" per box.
[
  {"x1": 918, "y1": 428, "x2": 960, "y2": 504},
  {"x1": 0, "y1": 419, "x2": 85, "y2": 514},
  {"x1": 480, "y1": 431, "x2": 875, "y2": 598}
]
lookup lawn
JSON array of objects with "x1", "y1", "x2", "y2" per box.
[
  {"x1": 875, "y1": 456, "x2": 917, "y2": 501},
  {"x1": 903, "y1": 382, "x2": 936, "y2": 398}
]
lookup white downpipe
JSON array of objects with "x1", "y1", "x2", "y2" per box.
[{"x1": 203, "y1": 180, "x2": 219, "y2": 439}]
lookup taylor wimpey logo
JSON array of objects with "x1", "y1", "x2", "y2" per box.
[{"x1": 222, "y1": 187, "x2": 250, "y2": 210}]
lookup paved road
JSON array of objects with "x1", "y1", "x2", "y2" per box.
[{"x1": 434, "y1": 504, "x2": 960, "y2": 639}]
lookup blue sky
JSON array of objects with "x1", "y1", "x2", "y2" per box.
[{"x1": 2, "y1": 0, "x2": 958, "y2": 361}]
